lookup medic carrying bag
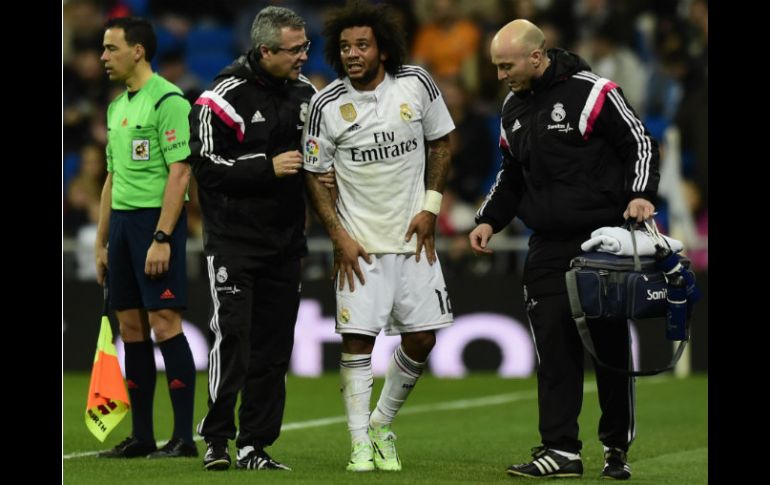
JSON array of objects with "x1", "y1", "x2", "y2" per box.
[{"x1": 565, "y1": 220, "x2": 699, "y2": 376}]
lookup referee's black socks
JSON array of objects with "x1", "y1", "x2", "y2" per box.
[
  {"x1": 124, "y1": 340, "x2": 157, "y2": 443},
  {"x1": 159, "y1": 333, "x2": 196, "y2": 444}
]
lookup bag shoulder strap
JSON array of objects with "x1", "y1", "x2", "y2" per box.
[{"x1": 565, "y1": 268, "x2": 688, "y2": 377}]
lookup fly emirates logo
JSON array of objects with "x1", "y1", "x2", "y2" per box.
[{"x1": 350, "y1": 131, "x2": 418, "y2": 162}]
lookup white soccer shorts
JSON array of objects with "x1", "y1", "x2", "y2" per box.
[{"x1": 335, "y1": 251, "x2": 454, "y2": 336}]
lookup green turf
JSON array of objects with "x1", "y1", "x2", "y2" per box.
[{"x1": 64, "y1": 373, "x2": 707, "y2": 484}]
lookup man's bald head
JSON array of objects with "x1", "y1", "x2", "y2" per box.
[
  {"x1": 490, "y1": 19, "x2": 549, "y2": 93},
  {"x1": 492, "y1": 19, "x2": 545, "y2": 60}
]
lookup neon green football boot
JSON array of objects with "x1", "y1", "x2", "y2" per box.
[
  {"x1": 369, "y1": 425, "x2": 402, "y2": 471},
  {"x1": 346, "y1": 440, "x2": 375, "y2": 472}
]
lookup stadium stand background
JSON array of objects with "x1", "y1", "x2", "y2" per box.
[{"x1": 63, "y1": 0, "x2": 708, "y2": 374}]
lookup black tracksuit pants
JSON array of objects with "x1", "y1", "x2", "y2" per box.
[
  {"x1": 524, "y1": 233, "x2": 635, "y2": 454},
  {"x1": 198, "y1": 253, "x2": 301, "y2": 449}
]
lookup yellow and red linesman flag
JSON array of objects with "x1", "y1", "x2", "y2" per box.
[{"x1": 85, "y1": 286, "x2": 130, "y2": 441}]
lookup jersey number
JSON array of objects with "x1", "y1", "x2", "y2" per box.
[{"x1": 434, "y1": 287, "x2": 452, "y2": 315}]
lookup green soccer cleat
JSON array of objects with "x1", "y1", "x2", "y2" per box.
[
  {"x1": 369, "y1": 425, "x2": 402, "y2": 471},
  {"x1": 346, "y1": 440, "x2": 375, "y2": 472}
]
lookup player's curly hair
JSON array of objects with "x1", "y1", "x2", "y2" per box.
[{"x1": 322, "y1": 0, "x2": 407, "y2": 78}]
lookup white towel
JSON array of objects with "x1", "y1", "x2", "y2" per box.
[{"x1": 580, "y1": 227, "x2": 684, "y2": 256}]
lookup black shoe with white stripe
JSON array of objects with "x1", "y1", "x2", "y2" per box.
[
  {"x1": 236, "y1": 446, "x2": 292, "y2": 471},
  {"x1": 203, "y1": 440, "x2": 231, "y2": 471},
  {"x1": 506, "y1": 446, "x2": 583, "y2": 478},
  {"x1": 601, "y1": 448, "x2": 631, "y2": 480}
]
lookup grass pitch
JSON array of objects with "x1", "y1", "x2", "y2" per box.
[{"x1": 64, "y1": 373, "x2": 707, "y2": 484}]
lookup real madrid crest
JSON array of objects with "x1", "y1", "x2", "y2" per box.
[
  {"x1": 299, "y1": 102, "x2": 309, "y2": 123},
  {"x1": 339, "y1": 308, "x2": 351, "y2": 324},
  {"x1": 400, "y1": 103, "x2": 413, "y2": 121},
  {"x1": 216, "y1": 266, "x2": 228, "y2": 283},
  {"x1": 551, "y1": 103, "x2": 566, "y2": 122},
  {"x1": 340, "y1": 103, "x2": 357, "y2": 122}
]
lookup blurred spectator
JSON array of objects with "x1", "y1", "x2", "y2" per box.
[
  {"x1": 646, "y1": 53, "x2": 686, "y2": 130},
  {"x1": 158, "y1": 49, "x2": 203, "y2": 104},
  {"x1": 378, "y1": 0, "x2": 419, "y2": 49},
  {"x1": 150, "y1": 0, "x2": 243, "y2": 25},
  {"x1": 437, "y1": 77, "x2": 495, "y2": 224},
  {"x1": 645, "y1": 16, "x2": 688, "y2": 125},
  {"x1": 536, "y1": 15, "x2": 564, "y2": 51},
  {"x1": 63, "y1": 0, "x2": 105, "y2": 64},
  {"x1": 64, "y1": 143, "x2": 105, "y2": 236},
  {"x1": 79, "y1": 143, "x2": 107, "y2": 186},
  {"x1": 675, "y1": 0, "x2": 707, "y2": 206},
  {"x1": 581, "y1": 20, "x2": 648, "y2": 114},
  {"x1": 435, "y1": 76, "x2": 495, "y2": 274},
  {"x1": 64, "y1": 41, "x2": 111, "y2": 153},
  {"x1": 412, "y1": 0, "x2": 482, "y2": 93},
  {"x1": 64, "y1": 173, "x2": 100, "y2": 237},
  {"x1": 64, "y1": 173, "x2": 101, "y2": 280}
]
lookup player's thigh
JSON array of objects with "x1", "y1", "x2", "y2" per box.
[
  {"x1": 335, "y1": 255, "x2": 394, "y2": 337},
  {"x1": 389, "y1": 253, "x2": 453, "y2": 335}
]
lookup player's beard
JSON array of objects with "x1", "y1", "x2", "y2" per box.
[{"x1": 351, "y1": 59, "x2": 381, "y2": 86}]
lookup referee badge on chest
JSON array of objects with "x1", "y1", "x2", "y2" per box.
[
  {"x1": 132, "y1": 139, "x2": 150, "y2": 161},
  {"x1": 340, "y1": 103, "x2": 357, "y2": 122},
  {"x1": 400, "y1": 103, "x2": 413, "y2": 121}
]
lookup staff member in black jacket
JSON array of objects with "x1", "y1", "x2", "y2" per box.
[
  {"x1": 470, "y1": 19, "x2": 659, "y2": 481},
  {"x1": 189, "y1": 6, "x2": 331, "y2": 472}
]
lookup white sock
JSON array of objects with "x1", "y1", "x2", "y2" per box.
[
  {"x1": 369, "y1": 345, "x2": 425, "y2": 429},
  {"x1": 340, "y1": 353, "x2": 373, "y2": 443},
  {"x1": 552, "y1": 449, "x2": 581, "y2": 460}
]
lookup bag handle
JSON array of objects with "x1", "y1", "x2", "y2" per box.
[
  {"x1": 625, "y1": 216, "x2": 668, "y2": 271},
  {"x1": 623, "y1": 219, "x2": 642, "y2": 272},
  {"x1": 566, "y1": 267, "x2": 688, "y2": 377}
]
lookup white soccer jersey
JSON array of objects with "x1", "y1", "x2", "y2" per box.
[{"x1": 303, "y1": 65, "x2": 455, "y2": 254}]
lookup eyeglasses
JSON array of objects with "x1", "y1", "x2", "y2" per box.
[{"x1": 274, "y1": 40, "x2": 311, "y2": 56}]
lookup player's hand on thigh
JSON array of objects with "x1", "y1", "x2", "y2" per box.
[
  {"x1": 333, "y1": 232, "x2": 371, "y2": 292},
  {"x1": 405, "y1": 211, "x2": 437, "y2": 265}
]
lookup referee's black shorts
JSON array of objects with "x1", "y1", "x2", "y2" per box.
[{"x1": 108, "y1": 208, "x2": 187, "y2": 311}]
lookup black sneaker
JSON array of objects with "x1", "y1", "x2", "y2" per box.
[
  {"x1": 236, "y1": 446, "x2": 292, "y2": 471},
  {"x1": 506, "y1": 446, "x2": 583, "y2": 478},
  {"x1": 147, "y1": 438, "x2": 199, "y2": 458},
  {"x1": 601, "y1": 448, "x2": 631, "y2": 480},
  {"x1": 203, "y1": 440, "x2": 231, "y2": 471},
  {"x1": 99, "y1": 436, "x2": 157, "y2": 458}
]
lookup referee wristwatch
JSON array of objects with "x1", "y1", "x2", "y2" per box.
[{"x1": 153, "y1": 230, "x2": 172, "y2": 244}]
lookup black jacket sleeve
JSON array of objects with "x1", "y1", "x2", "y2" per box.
[
  {"x1": 475, "y1": 128, "x2": 524, "y2": 233},
  {"x1": 594, "y1": 86, "x2": 660, "y2": 203},
  {"x1": 188, "y1": 95, "x2": 276, "y2": 196}
]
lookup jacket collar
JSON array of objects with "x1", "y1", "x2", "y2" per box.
[{"x1": 246, "y1": 49, "x2": 289, "y2": 90}]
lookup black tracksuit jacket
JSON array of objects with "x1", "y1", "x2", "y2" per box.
[
  {"x1": 476, "y1": 48, "x2": 659, "y2": 236},
  {"x1": 189, "y1": 51, "x2": 315, "y2": 259},
  {"x1": 476, "y1": 49, "x2": 660, "y2": 294}
]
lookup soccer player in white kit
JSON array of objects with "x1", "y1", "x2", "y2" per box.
[{"x1": 303, "y1": 1, "x2": 455, "y2": 473}]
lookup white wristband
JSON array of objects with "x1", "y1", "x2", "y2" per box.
[{"x1": 422, "y1": 190, "x2": 443, "y2": 216}]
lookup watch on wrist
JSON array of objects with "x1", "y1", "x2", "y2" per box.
[{"x1": 153, "y1": 230, "x2": 172, "y2": 244}]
